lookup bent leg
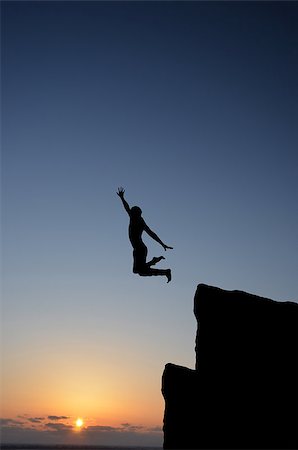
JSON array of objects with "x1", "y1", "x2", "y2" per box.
[
  {"x1": 146, "y1": 256, "x2": 165, "y2": 267},
  {"x1": 138, "y1": 267, "x2": 172, "y2": 283},
  {"x1": 133, "y1": 245, "x2": 171, "y2": 282},
  {"x1": 133, "y1": 245, "x2": 148, "y2": 274}
]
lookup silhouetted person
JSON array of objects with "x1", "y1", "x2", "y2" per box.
[{"x1": 117, "y1": 187, "x2": 173, "y2": 283}]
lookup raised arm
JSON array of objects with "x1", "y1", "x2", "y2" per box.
[
  {"x1": 117, "y1": 187, "x2": 131, "y2": 215},
  {"x1": 144, "y1": 223, "x2": 173, "y2": 251}
]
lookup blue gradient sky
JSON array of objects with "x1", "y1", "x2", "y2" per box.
[{"x1": 2, "y1": 1, "x2": 298, "y2": 446}]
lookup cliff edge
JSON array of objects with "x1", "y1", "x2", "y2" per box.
[{"x1": 162, "y1": 284, "x2": 297, "y2": 449}]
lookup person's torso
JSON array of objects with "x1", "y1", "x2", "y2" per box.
[{"x1": 129, "y1": 217, "x2": 145, "y2": 248}]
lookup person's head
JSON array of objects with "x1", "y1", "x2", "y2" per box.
[{"x1": 130, "y1": 206, "x2": 142, "y2": 217}]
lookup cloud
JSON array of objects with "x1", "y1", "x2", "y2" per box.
[
  {"x1": 1, "y1": 416, "x2": 163, "y2": 447},
  {"x1": 47, "y1": 415, "x2": 69, "y2": 421},
  {"x1": 121, "y1": 423, "x2": 144, "y2": 431},
  {"x1": 28, "y1": 417, "x2": 44, "y2": 424},
  {"x1": 148, "y1": 425, "x2": 163, "y2": 432},
  {"x1": 45, "y1": 423, "x2": 73, "y2": 432},
  {"x1": 86, "y1": 425, "x2": 120, "y2": 432},
  {"x1": 0, "y1": 418, "x2": 24, "y2": 427}
]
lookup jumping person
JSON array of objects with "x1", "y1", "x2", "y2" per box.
[{"x1": 117, "y1": 187, "x2": 173, "y2": 283}]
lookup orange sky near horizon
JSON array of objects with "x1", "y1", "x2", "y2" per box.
[
  {"x1": 2, "y1": 352, "x2": 164, "y2": 429},
  {"x1": 1, "y1": 331, "x2": 165, "y2": 429}
]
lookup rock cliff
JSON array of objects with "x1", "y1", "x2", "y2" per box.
[{"x1": 162, "y1": 284, "x2": 297, "y2": 449}]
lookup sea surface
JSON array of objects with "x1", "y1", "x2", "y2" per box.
[{"x1": 0, "y1": 446, "x2": 162, "y2": 450}]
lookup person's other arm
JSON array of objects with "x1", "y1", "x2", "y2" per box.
[{"x1": 144, "y1": 223, "x2": 173, "y2": 251}]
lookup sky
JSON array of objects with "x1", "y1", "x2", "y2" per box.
[{"x1": 1, "y1": 0, "x2": 298, "y2": 447}]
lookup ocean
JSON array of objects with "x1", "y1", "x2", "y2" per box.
[{"x1": 0, "y1": 446, "x2": 162, "y2": 450}]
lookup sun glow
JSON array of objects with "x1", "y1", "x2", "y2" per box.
[{"x1": 75, "y1": 418, "x2": 84, "y2": 429}]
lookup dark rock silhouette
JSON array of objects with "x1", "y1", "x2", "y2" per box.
[{"x1": 162, "y1": 284, "x2": 298, "y2": 449}]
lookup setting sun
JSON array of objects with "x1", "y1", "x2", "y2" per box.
[{"x1": 75, "y1": 418, "x2": 84, "y2": 429}]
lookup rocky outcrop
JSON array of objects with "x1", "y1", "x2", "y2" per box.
[{"x1": 162, "y1": 284, "x2": 297, "y2": 449}]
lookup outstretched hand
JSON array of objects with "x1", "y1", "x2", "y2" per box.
[{"x1": 117, "y1": 187, "x2": 125, "y2": 198}]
